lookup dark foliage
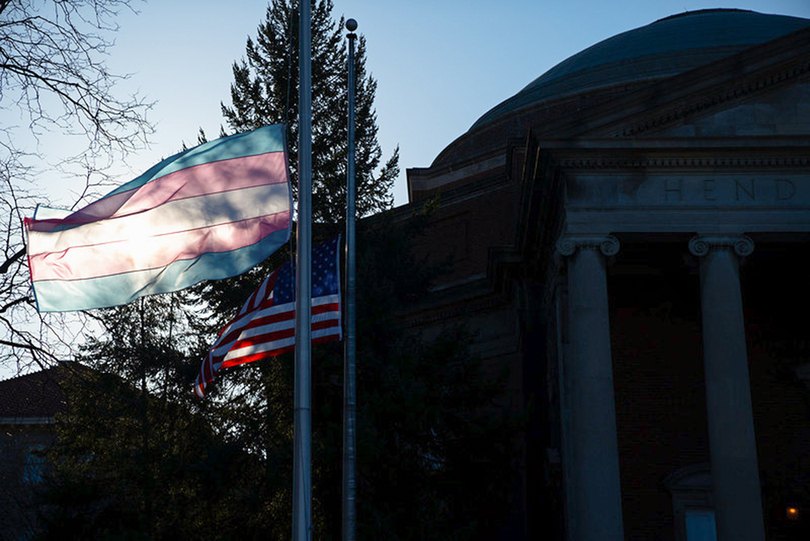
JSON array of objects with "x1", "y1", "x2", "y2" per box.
[{"x1": 35, "y1": 326, "x2": 270, "y2": 539}]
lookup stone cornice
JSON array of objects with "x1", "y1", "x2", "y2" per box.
[
  {"x1": 407, "y1": 152, "x2": 507, "y2": 194},
  {"x1": 556, "y1": 154, "x2": 810, "y2": 171},
  {"x1": 530, "y1": 138, "x2": 810, "y2": 172},
  {"x1": 378, "y1": 171, "x2": 513, "y2": 225}
]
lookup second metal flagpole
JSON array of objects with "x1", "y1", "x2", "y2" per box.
[
  {"x1": 293, "y1": 0, "x2": 312, "y2": 539},
  {"x1": 342, "y1": 18, "x2": 358, "y2": 541}
]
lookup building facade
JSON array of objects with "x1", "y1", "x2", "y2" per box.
[{"x1": 396, "y1": 9, "x2": 810, "y2": 540}]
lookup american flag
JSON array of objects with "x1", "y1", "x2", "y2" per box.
[{"x1": 195, "y1": 236, "x2": 342, "y2": 398}]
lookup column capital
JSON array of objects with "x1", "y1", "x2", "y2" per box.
[
  {"x1": 556, "y1": 235, "x2": 620, "y2": 257},
  {"x1": 688, "y1": 235, "x2": 754, "y2": 257}
]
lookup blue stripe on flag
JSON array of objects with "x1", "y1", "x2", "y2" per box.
[{"x1": 106, "y1": 125, "x2": 287, "y2": 199}]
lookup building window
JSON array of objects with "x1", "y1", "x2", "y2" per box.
[
  {"x1": 664, "y1": 463, "x2": 716, "y2": 541},
  {"x1": 685, "y1": 509, "x2": 717, "y2": 541},
  {"x1": 23, "y1": 445, "x2": 46, "y2": 485}
]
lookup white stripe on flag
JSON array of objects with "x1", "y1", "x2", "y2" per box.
[
  {"x1": 28, "y1": 183, "x2": 290, "y2": 256},
  {"x1": 221, "y1": 326, "x2": 340, "y2": 365},
  {"x1": 210, "y1": 296, "x2": 340, "y2": 357}
]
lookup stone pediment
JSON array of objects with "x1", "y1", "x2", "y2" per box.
[
  {"x1": 565, "y1": 26, "x2": 810, "y2": 140},
  {"x1": 651, "y1": 81, "x2": 810, "y2": 138}
]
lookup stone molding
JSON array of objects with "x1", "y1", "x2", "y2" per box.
[
  {"x1": 556, "y1": 155, "x2": 810, "y2": 171},
  {"x1": 556, "y1": 235, "x2": 620, "y2": 257},
  {"x1": 688, "y1": 235, "x2": 755, "y2": 257}
]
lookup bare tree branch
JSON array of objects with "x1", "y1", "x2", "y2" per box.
[
  {"x1": 0, "y1": 247, "x2": 24, "y2": 274},
  {"x1": 0, "y1": 0, "x2": 153, "y2": 376}
]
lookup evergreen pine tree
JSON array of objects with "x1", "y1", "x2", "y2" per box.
[{"x1": 221, "y1": 0, "x2": 398, "y2": 224}]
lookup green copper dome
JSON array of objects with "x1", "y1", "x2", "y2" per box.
[{"x1": 470, "y1": 9, "x2": 810, "y2": 131}]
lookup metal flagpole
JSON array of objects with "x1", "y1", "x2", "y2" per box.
[
  {"x1": 342, "y1": 18, "x2": 358, "y2": 541},
  {"x1": 293, "y1": 0, "x2": 312, "y2": 539}
]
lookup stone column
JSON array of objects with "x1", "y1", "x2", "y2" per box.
[
  {"x1": 557, "y1": 235, "x2": 624, "y2": 541},
  {"x1": 688, "y1": 235, "x2": 764, "y2": 541}
]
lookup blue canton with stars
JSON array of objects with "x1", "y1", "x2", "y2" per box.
[{"x1": 273, "y1": 236, "x2": 340, "y2": 304}]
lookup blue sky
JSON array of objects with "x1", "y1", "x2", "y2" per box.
[{"x1": 41, "y1": 1, "x2": 810, "y2": 208}]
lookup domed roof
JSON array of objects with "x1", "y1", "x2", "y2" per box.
[{"x1": 470, "y1": 9, "x2": 810, "y2": 131}]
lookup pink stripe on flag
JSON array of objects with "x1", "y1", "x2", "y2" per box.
[
  {"x1": 28, "y1": 153, "x2": 288, "y2": 231},
  {"x1": 29, "y1": 211, "x2": 290, "y2": 281}
]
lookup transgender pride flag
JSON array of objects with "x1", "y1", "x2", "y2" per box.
[{"x1": 25, "y1": 125, "x2": 292, "y2": 312}]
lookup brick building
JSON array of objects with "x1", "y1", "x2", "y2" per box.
[
  {"x1": 0, "y1": 365, "x2": 70, "y2": 540},
  {"x1": 392, "y1": 9, "x2": 810, "y2": 540}
]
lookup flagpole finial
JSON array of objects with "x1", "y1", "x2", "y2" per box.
[{"x1": 346, "y1": 18, "x2": 357, "y2": 32}]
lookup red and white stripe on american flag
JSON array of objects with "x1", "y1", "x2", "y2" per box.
[{"x1": 195, "y1": 237, "x2": 341, "y2": 398}]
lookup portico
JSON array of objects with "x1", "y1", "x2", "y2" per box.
[{"x1": 540, "y1": 136, "x2": 810, "y2": 540}]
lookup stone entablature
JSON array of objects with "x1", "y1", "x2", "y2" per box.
[{"x1": 531, "y1": 139, "x2": 810, "y2": 235}]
